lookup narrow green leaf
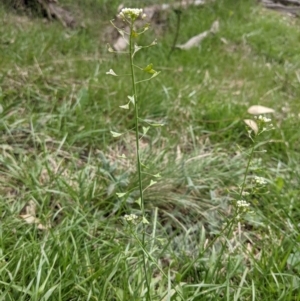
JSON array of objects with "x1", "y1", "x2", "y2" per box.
[
  {"x1": 0, "y1": 280, "x2": 33, "y2": 294},
  {"x1": 136, "y1": 71, "x2": 161, "y2": 84},
  {"x1": 42, "y1": 284, "x2": 59, "y2": 301},
  {"x1": 150, "y1": 71, "x2": 160, "y2": 78},
  {"x1": 115, "y1": 287, "x2": 124, "y2": 300},
  {"x1": 141, "y1": 163, "x2": 149, "y2": 169}
]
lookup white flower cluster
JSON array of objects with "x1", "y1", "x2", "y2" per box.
[
  {"x1": 237, "y1": 200, "x2": 250, "y2": 208},
  {"x1": 124, "y1": 213, "x2": 139, "y2": 224},
  {"x1": 254, "y1": 176, "x2": 267, "y2": 185},
  {"x1": 242, "y1": 191, "x2": 250, "y2": 196},
  {"x1": 119, "y1": 8, "x2": 143, "y2": 20},
  {"x1": 235, "y1": 200, "x2": 251, "y2": 219},
  {"x1": 256, "y1": 115, "x2": 272, "y2": 123},
  {"x1": 254, "y1": 115, "x2": 275, "y2": 132}
]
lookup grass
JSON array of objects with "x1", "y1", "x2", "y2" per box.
[{"x1": 0, "y1": 0, "x2": 300, "y2": 299}]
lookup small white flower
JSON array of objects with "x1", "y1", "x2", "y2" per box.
[
  {"x1": 124, "y1": 214, "x2": 139, "y2": 224},
  {"x1": 255, "y1": 115, "x2": 272, "y2": 123},
  {"x1": 124, "y1": 213, "x2": 138, "y2": 221},
  {"x1": 235, "y1": 200, "x2": 251, "y2": 218},
  {"x1": 242, "y1": 191, "x2": 250, "y2": 196},
  {"x1": 254, "y1": 176, "x2": 267, "y2": 185},
  {"x1": 254, "y1": 115, "x2": 275, "y2": 133},
  {"x1": 237, "y1": 200, "x2": 250, "y2": 207},
  {"x1": 119, "y1": 8, "x2": 143, "y2": 20}
]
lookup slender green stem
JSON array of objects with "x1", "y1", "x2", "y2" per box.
[
  {"x1": 129, "y1": 21, "x2": 151, "y2": 300},
  {"x1": 129, "y1": 26, "x2": 144, "y2": 216}
]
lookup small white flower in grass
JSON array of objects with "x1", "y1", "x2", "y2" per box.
[
  {"x1": 237, "y1": 200, "x2": 250, "y2": 208},
  {"x1": 119, "y1": 8, "x2": 143, "y2": 21},
  {"x1": 235, "y1": 200, "x2": 251, "y2": 218},
  {"x1": 255, "y1": 115, "x2": 272, "y2": 123},
  {"x1": 254, "y1": 176, "x2": 267, "y2": 185},
  {"x1": 254, "y1": 115, "x2": 275, "y2": 132},
  {"x1": 124, "y1": 213, "x2": 139, "y2": 225}
]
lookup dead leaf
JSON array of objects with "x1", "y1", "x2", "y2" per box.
[
  {"x1": 37, "y1": 223, "x2": 49, "y2": 230},
  {"x1": 20, "y1": 200, "x2": 36, "y2": 216},
  {"x1": 247, "y1": 105, "x2": 275, "y2": 115},
  {"x1": 20, "y1": 214, "x2": 38, "y2": 224},
  {"x1": 244, "y1": 119, "x2": 258, "y2": 134},
  {"x1": 19, "y1": 200, "x2": 49, "y2": 230}
]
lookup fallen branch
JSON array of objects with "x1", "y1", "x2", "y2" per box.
[
  {"x1": 271, "y1": 0, "x2": 300, "y2": 5},
  {"x1": 260, "y1": 0, "x2": 300, "y2": 15}
]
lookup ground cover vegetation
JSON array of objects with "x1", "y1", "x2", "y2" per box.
[{"x1": 0, "y1": 0, "x2": 300, "y2": 300}]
